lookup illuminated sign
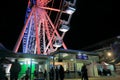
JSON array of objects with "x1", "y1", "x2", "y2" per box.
[{"x1": 76, "y1": 53, "x2": 88, "y2": 60}]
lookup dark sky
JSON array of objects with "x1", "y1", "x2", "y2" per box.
[{"x1": 0, "y1": 0, "x2": 118, "y2": 51}]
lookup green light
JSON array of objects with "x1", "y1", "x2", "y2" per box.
[{"x1": 18, "y1": 63, "x2": 35, "y2": 79}]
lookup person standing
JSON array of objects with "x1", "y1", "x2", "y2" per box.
[
  {"x1": 34, "y1": 69, "x2": 39, "y2": 79},
  {"x1": 0, "y1": 63, "x2": 7, "y2": 80},
  {"x1": 59, "y1": 65, "x2": 64, "y2": 80},
  {"x1": 55, "y1": 66, "x2": 59, "y2": 80},
  {"x1": 49, "y1": 67, "x2": 54, "y2": 80},
  {"x1": 25, "y1": 67, "x2": 31, "y2": 80},
  {"x1": 66, "y1": 68, "x2": 70, "y2": 78},
  {"x1": 81, "y1": 64, "x2": 88, "y2": 80},
  {"x1": 44, "y1": 69, "x2": 47, "y2": 80},
  {"x1": 10, "y1": 59, "x2": 21, "y2": 80}
]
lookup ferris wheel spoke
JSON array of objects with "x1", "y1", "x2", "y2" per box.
[
  {"x1": 45, "y1": 12, "x2": 67, "y2": 49},
  {"x1": 37, "y1": 9, "x2": 55, "y2": 54},
  {"x1": 34, "y1": 8, "x2": 41, "y2": 54},
  {"x1": 39, "y1": 7, "x2": 67, "y2": 13},
  {"x1": 48, "y1": 0, "x2": 54, "y2": 16}
]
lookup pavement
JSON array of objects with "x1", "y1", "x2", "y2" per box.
[{"x1": 64, "y1": 76, "x2": 120, "y2": 80}]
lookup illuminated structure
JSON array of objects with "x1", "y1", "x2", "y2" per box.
[{"x1": 13, "y1": 0, "x2": 76, "y2": 55}]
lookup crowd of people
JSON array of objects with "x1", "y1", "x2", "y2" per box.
[
  {"x1": 98, "y1": 68, "x2": 112, "y2": 76},
  {"x1": 30, "y1": 65, "x2": 65, "y2": 80},
  {"x1": 0, "y1": 58, "x2": 89, "y2": 80},
  {"x1": 49, "y1": 65, "x2": 64, "y2": 80}
]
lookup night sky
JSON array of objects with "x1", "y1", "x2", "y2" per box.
[{"x1": 0, "y1": 0, "x2": 118, "y2": 51}]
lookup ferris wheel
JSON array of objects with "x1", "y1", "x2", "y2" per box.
[{"x1": 13, "y1": 0, "x2": 76, "y2": 55}]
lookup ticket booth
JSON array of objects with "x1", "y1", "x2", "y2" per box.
[{"x1": 51, "y1": 49, "x2": 99, "y2": 79}]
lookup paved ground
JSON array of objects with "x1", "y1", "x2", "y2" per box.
[{"x1": 65, "y1": 76, "x2": 120, "y2": 80}]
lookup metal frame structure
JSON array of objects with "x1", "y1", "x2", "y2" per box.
[{"x1": 13, "y1": 0, "x2": 76, "y2": 55}]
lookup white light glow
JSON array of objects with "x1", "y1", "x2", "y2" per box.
[
  {"x1": 62, "y1": 53, "x2": 68, "y2": 57},
  {"x1": 107, "y1": 52, "x2": 112, "y2": 57},
  {"x1": 70, "y1": 59, "x2": 74, "y2": 61},
  {"x1": 59, "y1": 25, "x2": 70, "y2": 32},
  {"x1": 65, "y1": 7, "x2": 76, "y2": 14}
]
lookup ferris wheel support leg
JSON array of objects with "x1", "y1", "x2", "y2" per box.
[
  {"x1": 34, "y1": 8, "x2": 41, "y2": 54},
  {"x1": 13, "y1": 8, "x2": 34, "y2": 53}
]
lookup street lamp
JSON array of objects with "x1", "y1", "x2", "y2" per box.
[{"x1": 107, "y1": 52, "x2": 112, "y2": 57}]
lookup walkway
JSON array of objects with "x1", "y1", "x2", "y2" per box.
[{"x1": 65, "y1": 76, "x2": 120, "y2": 80}]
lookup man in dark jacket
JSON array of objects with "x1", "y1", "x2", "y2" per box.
[
  {"x1": 0, "y1": 64, "x2": 7, "y2": 80},
  {"x1": 10, "y1": 59, "x2": 21, "y2": 80},
  {"x1": 59, "y1": 65, "x2": 64, "y2": 80},
  {"x1": 81, "y1": 64, "x2": 88, "y2": 80}
]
